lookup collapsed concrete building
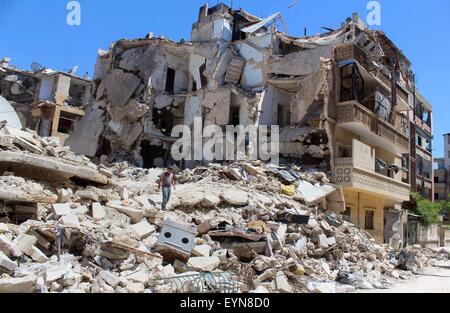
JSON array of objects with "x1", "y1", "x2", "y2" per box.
[
  {"x1": 0, "y1": 58, "x2": 90, "y2": 145},
  {"x1": 66, "y1": 4, "x2": 435, "y2": 248},
  {"x1": 67, "y1": 4, "x2": 331, "y2": 167}
]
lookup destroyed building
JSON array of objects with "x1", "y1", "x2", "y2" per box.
[
  {"x1": 434, "y1": 134, "x2": 450, "y2": 203},
  {"x1": 0, "y1": 3, "x2": 448, "y2": 294},
  {"x1": 410, "y1": 90, "x2": 434, "y2": 201},
  {"x1": 65, "y1": 4, "x2": 435, "y2": 248},
  {"x1": 0, "y1": 58, "x2": 90, "y2": 146}
]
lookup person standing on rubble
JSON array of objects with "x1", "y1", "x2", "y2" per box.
[{"x1": 158, "y1": 166, "x2": 176, "y2": 211}]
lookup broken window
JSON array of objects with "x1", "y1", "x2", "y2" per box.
[
  {"x1": 365, "y1": 210, "x2": 375, "y2": 230},
  {"x1": 232, "y1": 14, "x2": 248, "y2": 41},
  {"x1": 417, "y1": 135, "x2": 422, "y2": 147},
  {"x1": 141, "y1": 140, "x2": 168, "y2": 169},
  {"x1": 278, "y1": 40, "x2": 303, "y2": 55},
  {"x1": 57, "y1": 111, "x2": 79, "y2": 134},
  {"x1": 343, "y1": 207, "x2": 352, "y2": 222},
  {"x1": 340, "y1": 64, "x2": 365, "y2": 105},
  {"x1": 153, "y1": 108, "x2": 175, "y2": 137},
  {"x1": 230, "y1": 106, "x2": 240, "y2": 127},
  {"x1": 68, "y1": 81, "x2": 87, "y2": 107},
  {"x1": 165, "y1": 68, "x2": 176, "y2": 93},
  {"x1": 199, "y1": 63, "x2": 207, "y2": 88}
]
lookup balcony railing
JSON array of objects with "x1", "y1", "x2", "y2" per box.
[
  {"x1": 334, "y1": 157, "x2": 411, "y2": 202},
  {"x1": 336, "y1": 101, "x2": 410, "y2": 153}
]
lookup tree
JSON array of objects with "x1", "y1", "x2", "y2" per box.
[{"x1": 410, "y1": 193, "x2": 441, "y2": 225}]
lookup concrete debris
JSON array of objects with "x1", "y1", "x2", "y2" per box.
[
  {"x1": 131, "y1": 220, "x2": 156, "y2": 240},
  {"x1": 0, "y1": 251, "x2": 17, "y2": 272},
  {"x1": 187, "y1": 256, "x2": 221, "y2": 272},
  {"x1": 0, "y1": 143, "x2": 446, "y2": 293},
  {"x1": 0, "y1": 275, "x2": 37, "y2": 293},
  {"x1": 0, "y1": 3, "x2": 445, "y2": 294}
]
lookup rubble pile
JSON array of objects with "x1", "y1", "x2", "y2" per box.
[{"x1": 0, "y1": 124, "x2": 448, "y2": 293}]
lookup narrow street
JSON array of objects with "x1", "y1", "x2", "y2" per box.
[{"x1": 356, "y1": 261, "x2": 450, "y2": 293}]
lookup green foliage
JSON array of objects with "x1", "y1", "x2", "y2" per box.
[
  {"x1": 410, "y1": 193, "x2": 441, "y2": 225},
  {"x1": 441, "y1": 195, "x2": 450, "y2": 212}
]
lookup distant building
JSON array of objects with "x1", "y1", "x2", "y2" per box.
[
  {"x1": 435, "y1": 134, "x2": 450, "y2": 203},
  {"x1": 0, "y1": 58, "x2": 90, "y2": 145}
]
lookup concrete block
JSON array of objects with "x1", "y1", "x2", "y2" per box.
[
  {"x1": 187, "y1": 256, "x2": 220, "y2": 272},
  {"x1": 91, "y1": 202, "x2": 106, "y2": 221},
  {"x1": 52, "y1": 203, "x2": 72, "y2": 217},
  {"x1": 13, "y1": 234, "x2": 37, "y2": 253},
  {"x1": 0, "y1": 223, "x2": 8, "y2": 234},
  {"x1": 0, "y1": 251, "x2": 17, "y2": 272},
  {"x1": 46, "y1": 266, "x2": 67, "y2": 283},
  {"x1": 0, "y1": 275, "x2": 37, "y2": 293},
  {"x1": 274, "y1": 272, "x2": 292, "y2": 293},
  {"x1": 25, "y1": 245, "x2": 49, "y2": 263},
  {"x1": 318, "y1": 234, "x2": 329, "y2": 249},
  {"x1": 59, "y1": 214, "x2": 80, "y2": 227},
  {"x1": 126, "y1": 282, "x2": 145, "y2": 293},
  {"x1": 192, "y1": 244, "x2": 211, "y2": 257},
  {"x1": 0, "y1": 235, "x2": 23, "y2": 258},
  {"x1": 126, "y1": 271, "x2": 149, "y2": 284},
  {"x1": 100, "y1": 270, "x2": 120, "y2": 287},
  {"x1": 131, "y1": 220, "x2": 156, "y2": 240}
]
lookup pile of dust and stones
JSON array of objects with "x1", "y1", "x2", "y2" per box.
[{"x1": 0, "y1": 123, "x2": 448, "y2": 293}]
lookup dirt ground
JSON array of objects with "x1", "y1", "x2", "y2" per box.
[{"x1": 356, "y1": 261, "x2": 450, "y2": 293}]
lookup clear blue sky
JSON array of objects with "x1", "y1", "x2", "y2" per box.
[{"x1": 1, "y1": 0, "x2": 449, "y2": 157}]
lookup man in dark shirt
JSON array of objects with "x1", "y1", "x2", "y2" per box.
[{"x1": 158, "y1": 166, "x2": 176, "y2": 211}]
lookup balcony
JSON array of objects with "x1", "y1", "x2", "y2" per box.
[
  {"x1": 336, "y1": 101, "x2": 410, "y2": 155},
  {"x1": 334, "y1": 157, "x2": 411, "y2": 202},
  {"x1": 333, "y1": 139, "x2": 410, "y2": 202},
  {"x1": 416, "y1": 176, "x2": 433, "y2": 191},
  {"x1": 435, "y1": 183, "x2": 447, "y2": 193}
]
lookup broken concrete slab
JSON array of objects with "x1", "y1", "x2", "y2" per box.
[
  {"x1": 0, "y1": 185, "x2": 56, "y2": 204},
  {"x1": 0, "y1": 235, "x2": 23, "y2": 258},
  {"x1": 0, "y1": 151, "x2": 109, "y2": 185},
  {"x1": 91, "y1": 202, "x2": 106, "y2": 221},
  {"x1": 318, "y1": 234, "x2": 329, "y2": 249},
  {"x1": 103, "y1": 69, "x2": 141, "y2": 108},
  {"x1": 220, "y1": 189, "x2": 249, "y2": 206},
  {"x1": 100, "y1": 270, "x2": 120, "y2": 288},
  {"x1": 192, "y1": 245, "x2": 212, "y2": 257},
  {"x1": 126, "y1": 282, "x2": 145, "y2": 293},
  {"x1": 274, "y1": 272, "x2": 292, "y2": 293},
  {"x1": 187, "y1": 256, "x2": 220, "y2": 272},
  {"x1": 130, "y1": 220, "x2": 156, "y2": 240},
  {"x1": 126, "y1": 270, "x2": 149, "y2": 284},
  {"x1": 25, "y1": 245, "x2": 49, "y2": 263},
  {"x1": 46, "y1": 266, "x2": 68, "y2": 283},
  {"x1": 59, "y1": 214, "x2": 80, "y2": 227},
  {"x1": 0, "y1": 224, "x2": 8, "y2": 234},
  {"x1": 0, "y1": 251, "x2": 17, "y2": 272},
  {"x1": 0, "y1": 275, "x2": 36, "y2": 293},
  {"x1": 106, "y1": 203, "x2": 144, "y2": 224},
  {"x1": 13, "y1": 234, "x2": 37, "y2": 253},
  {"x1": 52, "y1": 203, "x2": 72, "y2": 217},
  {"x1": 75, "y1": 190, "x2": 99, "y2": 202}
]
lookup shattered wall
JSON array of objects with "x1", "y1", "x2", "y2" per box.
[{"x1": 68, "y1": 4, "x2": 416, "y2": 174}]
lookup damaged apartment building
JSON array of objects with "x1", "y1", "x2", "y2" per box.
[
  {"x1": 67, "y1": 4, "x2": 433, "y2": 247},
  {"x1": 0, "y1": 58, "x2": 90, "y2": 145}
]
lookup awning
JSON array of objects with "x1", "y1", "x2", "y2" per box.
[{"x1": 241, "y1": 12, "x2": 281, "y2": 33}]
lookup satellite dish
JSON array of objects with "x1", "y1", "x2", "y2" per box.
[
  {"x1": 31, "y1": 62, "x2": 44, "y2": 72},
  {"x1": 70, "y1": 66, "x2": 78, "y2": 76}
]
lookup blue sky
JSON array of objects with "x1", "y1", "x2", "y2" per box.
[{"x1": 1, "y1": 0, "x2": 449, "y2": 156}]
